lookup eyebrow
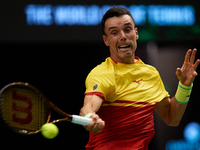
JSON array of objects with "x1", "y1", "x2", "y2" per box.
[
  {"x1": 108, "y1": 22, "x2": 133, "y2": 31},
  {"x1": 124, "y1": 22, "x2": 132, "y2": 26}
]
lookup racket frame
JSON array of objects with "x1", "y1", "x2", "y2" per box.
[{"x1": 0, "y1": 82, "x2": 92, "y2": 135}]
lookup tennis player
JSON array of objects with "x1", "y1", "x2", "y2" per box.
[{"x1": 80, "y1": 7, "x2": 200, "y2": 150}]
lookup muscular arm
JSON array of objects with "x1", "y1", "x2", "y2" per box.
[
  {"x1": 155, "y1": 49, "x2": 200, "y2": 126},
  {"x1": 155, "y1": 97, "x2": 187, "y2": 126},
  {"x1": 80, "y1": 95, "x2": 103, "y2": 116},
  {"x1": 80, "y1": 95, "x2": 105, "y2": 134}
]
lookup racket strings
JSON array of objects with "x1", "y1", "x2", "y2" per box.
[{"x1": 0, "y1": 85, "x2": 49, "y2": 134}]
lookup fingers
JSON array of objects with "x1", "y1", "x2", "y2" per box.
[
  {"x1": 190, "y1": 48, "x2": 200, "y2": 70},
  {"x1": 184, "y1": 49, "x2": 191, "y2": 63},
  {"x1": 190, "y1": 48, "x2": 197, "y2": 64},
  {"x1": 84, "y1": 114, "x2": 105, "y2": 134},
  {"x1": 177, "y1": 48, "x2": 199, "y2": 86},
  {"x1": 184, "y1": 48, "x2": 200, "y2": 70},
  {"x1": 194, "y1": 59, "x2": 200, "y2": 70},
  {"x1": 185, "y1": 48, "x2": 196, "y2": 63}
]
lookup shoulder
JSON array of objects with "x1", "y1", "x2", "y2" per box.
[
  {"x1": 85, "y1": 58, "x2": 115, "y2": 99},
  {"x1": 85, "y1": 57, "x2": 115, "y2": 93},
  {"x1": 145, "y1": 64, "x2": 159, "y2": 73},
  {"x1": 87, "y1": 57, "x2": 114, "y2": 79},
  {"x1": 137, "y1": 59, "x2": 159, "y2": 74}
]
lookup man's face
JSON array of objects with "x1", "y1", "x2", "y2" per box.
[{"x1": 103, "y1": 15, "x2": 138, "y2": 63}]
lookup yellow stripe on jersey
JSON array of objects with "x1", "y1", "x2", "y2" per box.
[{"x1": 102, "y1": 100, "x2": 152, "y2": 107}]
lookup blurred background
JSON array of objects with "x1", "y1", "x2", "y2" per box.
[{"x1": 0, "y1": 0, "x2": 200, "y2": 149}]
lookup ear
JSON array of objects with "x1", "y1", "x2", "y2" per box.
[
  {"x1": 135, "y1": 28, "x2": 139, "y2": 40},
  {"x1": 103, "y1": 35, "x2": 109, "y2": 46}
]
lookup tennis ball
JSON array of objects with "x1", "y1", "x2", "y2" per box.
[{"x1": 41, "y1": 123, "x2": 59, "y2": 139}]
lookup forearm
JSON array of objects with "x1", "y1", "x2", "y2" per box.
[
  {"x1": 155, "y1": 96, "x2": 188, "y2": 126},
  {"x1": 80, "y1": 104, "x2": 95, "y2": 117},
  {"x1": 80, "y1": 95, "x2": 103, "y2": 116},
  {"x1": 167, "y1": 81, "x2": 193, "y2": 125},
  {"x1": 167, "y1": 96, "x2": 188, "y2": 126},
  {"x1": 80, "y1": 95, "x2": 105, "y2": 134},
  {"x1": 156, "y1": 49, "x2": 199, "y2": 126},
  {"x1": 155, "y1": 81, "x2": 192, "y2": 126}
]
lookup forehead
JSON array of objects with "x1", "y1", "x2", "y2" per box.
[{"x1": 104, "y1": 14, "x2": 135, "y2": 29}]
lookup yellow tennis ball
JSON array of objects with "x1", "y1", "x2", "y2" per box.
[{"x1": 41, "y1": 123, "x2": 59, "y2": 139}]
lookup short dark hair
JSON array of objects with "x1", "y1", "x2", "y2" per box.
[{"x1": 101, "y1": 6, "x2": 135, "y2": 36}]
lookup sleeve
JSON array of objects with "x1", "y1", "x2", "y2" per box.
[
  {"x1": 142, "y1": 64, "x2": 170, "y2": 105},
  {"x1": 152, "y1": 70, "x2": 170, "y2": 104},
  {"x1": 85, "y1": 72, "x2": 109, "y2": 101}
]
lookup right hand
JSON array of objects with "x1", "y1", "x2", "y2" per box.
[{"x1": 84, "y1": 114, "x2": 105, "y2": 134}]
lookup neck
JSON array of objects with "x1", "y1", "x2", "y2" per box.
[{"x1": 110, "y1": 54, "x2": 135, "y2": 64}]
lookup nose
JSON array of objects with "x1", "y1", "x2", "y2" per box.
[{"x1": 120, "y1": 31, "x2": 127, "y2": 41}]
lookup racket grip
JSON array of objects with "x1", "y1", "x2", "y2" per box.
[{"x1": 71, "y1": 115, "x2": 93, "y2": 125}]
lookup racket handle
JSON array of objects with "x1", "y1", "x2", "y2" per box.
[{"x1": 71, "y1": 115, "x2": 93, "y2": 125}]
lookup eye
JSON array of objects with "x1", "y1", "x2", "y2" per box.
[
  {"x1": 125, "y1": 27, "x2": 131, "y2": 33},
  {"x1": 111, "y1": 30, "x2": 117, "y2": 35}
]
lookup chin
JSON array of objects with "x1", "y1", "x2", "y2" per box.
[{"x1": 122, "y1": 51, "x2": 134, "y2": 58}]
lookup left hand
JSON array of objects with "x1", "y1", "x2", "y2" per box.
[{"x1": 176, "y1": 48, "x2": 200, "y2": 86}]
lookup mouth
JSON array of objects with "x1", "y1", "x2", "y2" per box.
[{"x1": 118, "y1": 45, "x2": 131, "y2": 49}]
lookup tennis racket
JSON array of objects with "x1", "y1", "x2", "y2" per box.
[{"x1": 0, "y1": 82, "x2": 92, "y2": 135}]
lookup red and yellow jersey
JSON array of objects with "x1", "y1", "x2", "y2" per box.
[{"x1": 85, "y1": 57, "x2": 169, "y2": 150}]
